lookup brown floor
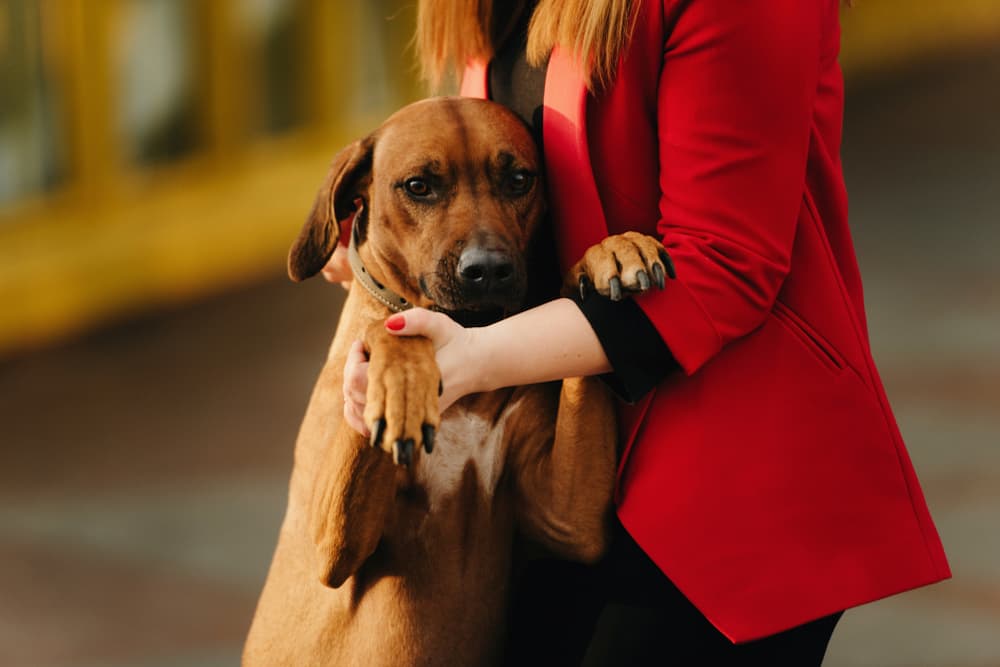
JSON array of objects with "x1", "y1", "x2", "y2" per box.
[{"x1": 1, "y1": 49, "x2": 999, "y2": 667}]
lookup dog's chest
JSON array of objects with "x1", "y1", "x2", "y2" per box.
[{"x1": 413, "y1": 401, "x2": 521, "y2": 509}]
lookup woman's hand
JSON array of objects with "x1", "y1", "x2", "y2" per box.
[
  {"x1": 321, "y1": 245, "x2": 352, "y2": 289},
  {"x1": 342, "y1": 340, "x2": 370, "y2": 436},
  {"x1": 340, "y1": 299, "x2": 613, "y2": 436},
  {"x1": 384, "y1": 309, "x2": 481, "y2": 412},
  {"x1": 341, "y1": 308, "x2": 483, "y2": 436}
]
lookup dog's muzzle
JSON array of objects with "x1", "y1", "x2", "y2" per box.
[{"x1": 456, "y1": 246, "x2": 518, "y2": 301}]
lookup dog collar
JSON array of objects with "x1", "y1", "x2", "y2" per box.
[{"x1": 347, "y1": 207, "x2": 413, "y2": 313}]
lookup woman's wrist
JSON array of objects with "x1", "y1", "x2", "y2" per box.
[
  {"x1": 460, "y1": 298, "x2": 612, "y2": 393},
  {"x1": 439, "y1": 325, "x2": 486, "y2": 400},
  {"x1": 468, "y1": 322, "x2": 505, "y2": 394}
]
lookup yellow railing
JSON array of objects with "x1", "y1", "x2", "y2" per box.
[
  {"x1": 0, "y1": 0, "x2": 422, "y2": 356},
  {"x1": 841, "y1": 0, "x2": 1000, "y2": 76},
  {"x1": 1, "y1": 0, "x2": 999, "y2": 358}
]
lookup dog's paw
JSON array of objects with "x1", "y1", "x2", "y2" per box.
[
  {"x1": 563, "y1": 231, "x2": 675, "y2": 301},
  {"x1": 362, "y1": 325, "x2": 440, "y2": 467}
]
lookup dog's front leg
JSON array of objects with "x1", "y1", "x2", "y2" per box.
[
  {"x1": 305, "y1": 362, "x2": 399, "y2": 588},
  {"x1": 361, "y1": 322, "x2": 441, "y2": 466},
  {"x1": 510, "y1": 377, "x2": 617, "y2": 563},
  {"x1": 512, "y1": 232, "x2": 673, "y2": 562},
  {"x1": 563, "y1": 231, "x2": 675, "y2": 301},
  {"x1": 307, "y1": 323, "x2": 440, "y2": 588}
]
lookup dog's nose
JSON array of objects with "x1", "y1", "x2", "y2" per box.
[{"x1": 457, "y1": 247, "x2": 516, "y2": 294}]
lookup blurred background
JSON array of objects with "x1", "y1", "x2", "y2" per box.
[{"x1": 0, "y1": 1, "x2": 997, "y2": 665}]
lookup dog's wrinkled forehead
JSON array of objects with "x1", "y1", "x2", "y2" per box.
[{"x1": 372, "y1": 97, "x2": 539, "y2": 179}]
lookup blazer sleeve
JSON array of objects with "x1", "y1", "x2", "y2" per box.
[
  {"x1": 633, "y1": 0, "x2": 821, "y2": 375},
  {"x1": 574, "y1": 294, "x2": 680, "y2": 403}
]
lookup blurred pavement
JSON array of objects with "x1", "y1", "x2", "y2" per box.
[{"x1": 1, "y1": 49, "x2": 998, "y2": 666}]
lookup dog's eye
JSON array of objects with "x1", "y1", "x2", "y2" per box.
[
  {"x1": 404, "y1": 178, "x2": 432, "y2": 198},
  {"x1": 507, "y1": 171, "x2": 535, "y2": 196}
]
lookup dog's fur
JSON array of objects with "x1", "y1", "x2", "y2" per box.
[{"x1": 243, "y1": 97, "x2": 667, "y2": 666}]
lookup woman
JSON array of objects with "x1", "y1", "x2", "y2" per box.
[{"x1": 330, "y1": 0, "x2": 951, "y2": 663}]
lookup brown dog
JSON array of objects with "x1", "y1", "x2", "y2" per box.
[{"x1": 243, "y1": 97, "x2": 670, "y2": 666}]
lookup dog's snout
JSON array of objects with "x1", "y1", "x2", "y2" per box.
[{"x1": 457, "y1": 247, "x2": 516, "y2": 292}]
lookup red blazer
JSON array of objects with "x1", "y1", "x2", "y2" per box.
[{"x1": 462, "y1": 0, "x2": 950, "y2": 642}]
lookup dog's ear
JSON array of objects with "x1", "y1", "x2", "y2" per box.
[{"x1": 288, "y1": 137, "x2": 374, "y2": 282}]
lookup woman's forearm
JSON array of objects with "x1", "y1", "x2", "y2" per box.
[
  {"x1": 375, "y1": 299, "x2": 613, "y2": 413},
  {"x1": 465, "y1": 298, "x2": 612, "y2": 394}
]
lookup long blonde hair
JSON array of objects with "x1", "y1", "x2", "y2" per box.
[{"x1": 415, "y1": 0, "x2": 638, "y2": 91}]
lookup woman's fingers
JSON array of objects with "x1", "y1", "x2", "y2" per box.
[
  {"x1": 383, "y1": 308, "x2": 475, "y2": 412},
  {"x1": 384, "y1": 308, "x2": 459, "y2": 348},
  {"x1": 342, "y1": 339, "x2": 370, "y2": 436},
  {"x1": 344, "y1": 394, "x2": 368, "y2": 437},
  {"x1": 321, "y1": 245, "x2": 352, "y2": 288}
]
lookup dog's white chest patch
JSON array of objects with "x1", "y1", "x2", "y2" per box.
[{"x1": 415, "y1": 402, "x2": 518, "y2": 508}]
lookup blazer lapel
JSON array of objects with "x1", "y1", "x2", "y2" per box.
[
  {"x1": 461, "y1": 51, "x2": 609, "y2": 274},
  {"x1": 541, "y1": 47, "x2": 610, "y2": 275}
]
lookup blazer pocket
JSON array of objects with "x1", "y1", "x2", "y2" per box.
[{"x1": 771, "y1": 301, "x2": 846, "y2": 373}]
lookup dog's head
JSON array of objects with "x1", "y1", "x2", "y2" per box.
[{"x1": 289, "y1": 97, "x2": 545, "y2": 319}]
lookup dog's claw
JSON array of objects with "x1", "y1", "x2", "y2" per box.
[
  {"x1": 609, "y1": 276, "x2": 622, "y2": 301},
  {"x1": 651, "y1": 263, "x2": 665, "y2": 289},
  {"x1": 394, "y1": 439, "x2": 415, "y2": 466},
  {"x1": 370, "y1": 418, "x2": 386, "y2": 449},
  {"x1": 578, "y1": 275, "x2": 590, "y2": 300},
  {"x1": 422, "y1": 424, "x2": 436, "y2": 454},
  {"x1": 637, "y1": 270, "x2": 650, "y2": 291},
  {"x1": 659, "y1": 250, "x2": 677, "y2": 280}
]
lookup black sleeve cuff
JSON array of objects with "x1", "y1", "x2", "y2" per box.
[{"x1": 571, "y1": 292, "x2": 680, "y2": 403}]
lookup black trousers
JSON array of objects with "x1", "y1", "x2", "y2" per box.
[{"x1": 505, "y1": 519, "x2": 842, "y2": 666}]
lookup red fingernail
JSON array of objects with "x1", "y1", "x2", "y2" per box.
[{"x1": 385, "y1": 314, "x2": 405, "y2": 331}]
